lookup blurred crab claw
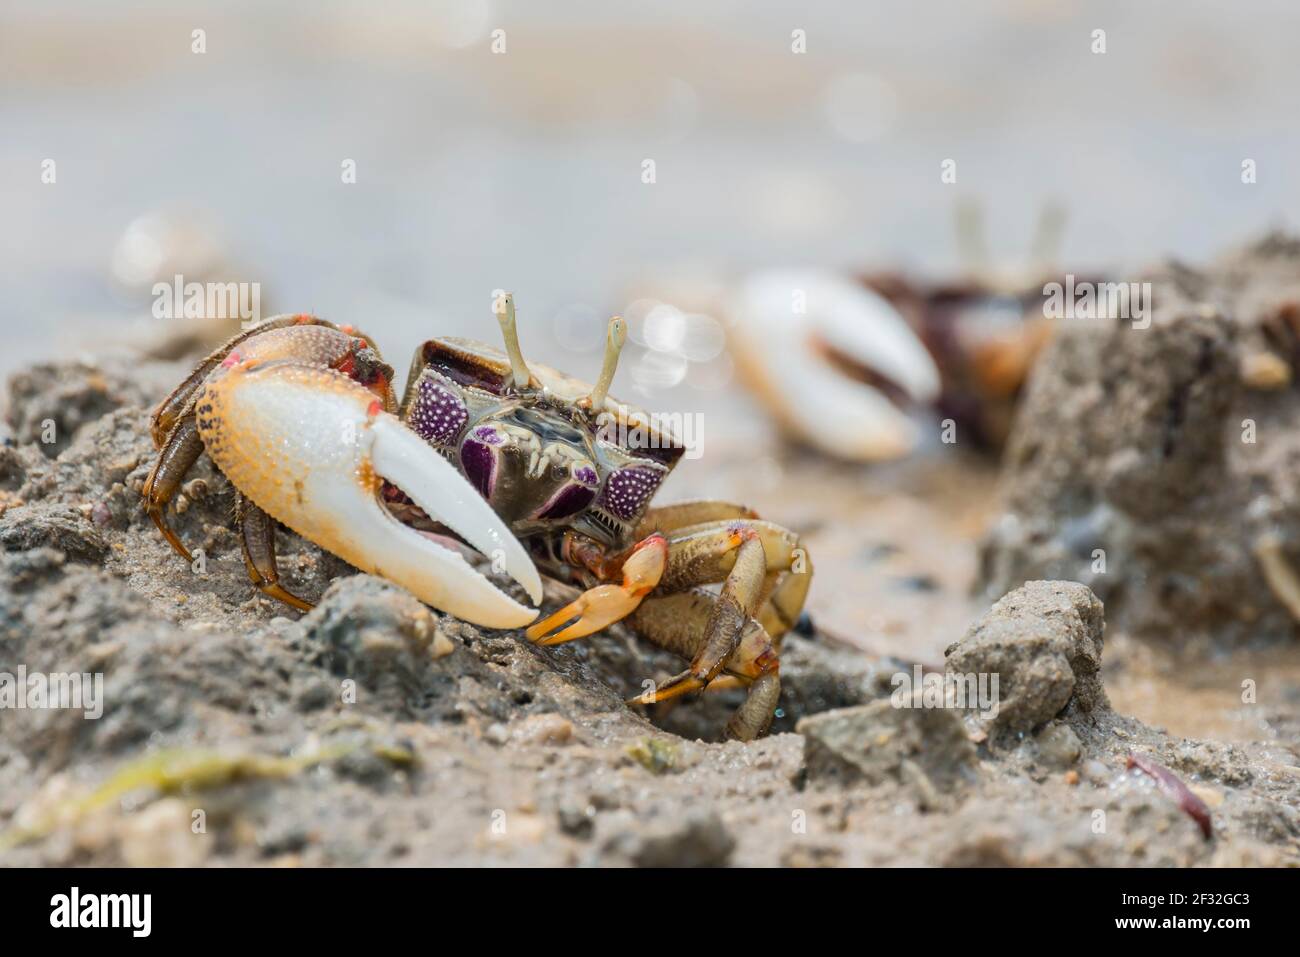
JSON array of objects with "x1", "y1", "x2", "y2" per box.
[
  {"x1": 195, "y1": 358, "x2": 542, "y2": 629},
  {"x1": 729, "y1": 270, "x2": 941, "y2": 462}
]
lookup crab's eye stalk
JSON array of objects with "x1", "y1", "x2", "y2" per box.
[
  {"x1": 493, "y1": 292, "x2": 533, "y2": 390},
  {"x1": 584, "y1": 315, "x2": 627, "y2": 410}
]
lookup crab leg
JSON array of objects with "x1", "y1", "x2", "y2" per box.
[
  {"x1": 655, "y1": 520, "x2": 807, "y2": 675},
  {"x1": 629, "y1": 589, "x2": 781, "y2": 740},
  {"x1": 236, "y1": 492, "x2": 311, "y2": 611},
  {"x1": 529, "y1": 516, "x2": 808, "y2": 652},
  {"x1": 196, "y1": 357, "x2": 542, "y2": 629},
  {"x1": 757, "y1": 562, "x2": 813, "y2": 642},
  {"x1": 728, "y1": 673, "x2": 781, "y2": 740},
  {"x1": 634, "y1": 499, "x2": 759, "y2": 538},
  {"x1": 680, "y1": 531, "x2": 768, "y2": 683},
  {"x1": 141, "y1": 415, "x2": 205, "y2": 561},
  {"x1": 624, "y1": 520, "x2": 806, "y2": 738},
  {"x1": 525, "y1": 534, "x2": 668, "y2": 645},
  {"x1": 658, "y1": 520, "x2": 801, "y2": 590},
  {"x1": 636, "y1": 501, "x2": 810, "y2": 641}
]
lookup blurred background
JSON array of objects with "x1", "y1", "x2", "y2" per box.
[{"x1": 3, "y1": 0, "x2": 1298, "y2": 386}]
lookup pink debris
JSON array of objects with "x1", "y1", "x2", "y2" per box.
[{"x1": 1127, "y1": 752, "x2": 1213, "y2": 840}]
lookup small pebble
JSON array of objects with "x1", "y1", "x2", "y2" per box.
[
  {"x1": 1240, "y1": 351, "x2": 1290, "y2": 390},
  {"x1": 1034, "y1": 722, "x2": 1082, "y2": 768},
  {"x1": 1081, "y1": 759, "x2": 1111, "y2": 785},
  {"x1": 182, "y1": 478, "x2": 208, "y2": 499},
  {"x1": 557, "y1": 803, "x2": 595, "y2": 839},
  {"x1": 510, "y1": 713, "x2": 573, "y2": 746},
  {"x1": 431, "y1": 624, "x2": 455, "y2": 659}
]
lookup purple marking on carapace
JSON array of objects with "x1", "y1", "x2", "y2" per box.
[
  {"x1": 535, "y1": 483, "x2": 596, "y2": 521},
  {"x1": 460, "y1": 439, "x2": 497, "y2": 499},
  {"x1": 410, "y1": 377, "x2": 468, "y2": 446},
  {"x1": 599, "y1": 465, "x2": 663, "y2": 521},
  {"x1": 473, "y1": 425, "x2": 505, "y2": 445},
  {"x1": 573, "y1": 464, "x2": 599, "y2": 487}
]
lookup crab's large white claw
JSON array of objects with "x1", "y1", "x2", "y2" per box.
[
  {"x1": 195, "y1": 359, "x2": 541, "y2": 628},
  {"x1": 729, "y1": 270, "x2": 941, "y2": 462}
]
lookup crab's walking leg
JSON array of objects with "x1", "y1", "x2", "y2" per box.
[
  {"x1": 685, "y1": 531, "x2": 768, "y2": 683},
  {"x1": 661, "y1": 520, "x2": 803, "y2": 657},
  {"x1": 525, "y1": 534, "x2": 668, "y2": 644},
  {"x1": 626, "y1": 520, "x2": 807, "y2": 738},
  {"x1": 664, "y1": 519, "x2": 812, "y2": 644},
  {"x1": 758, "y1": 561, "x2": 813, "y2": 643},
  {"x1": 660, "y1": 520, "x2": 801, "y2": 589},
  {"x1": 639, "y1": 503, "x2": 812, "y2": 644},
  {"x1": 141, "y1": 415, "x2": 205, "y2": 561},
  {"x1": 236, "y1": 493, "x2": 312, "y2": 611},
  {"x1": 728, "y1": 673, "x2": 781, "y2": 740},
  {"x1": 528, "y1": 515, "x2": 811, "y2": 660},
  {"x1": 634, "y1": 499, "x2": 759, "y2": 538},
  {"x1": 628, "y1": 589, "x2": 781, "y2": 740}
]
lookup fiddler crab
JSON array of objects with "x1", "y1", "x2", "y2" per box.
[{"x1": 141, "y1": 296, "x2": 811, "y2": 740}]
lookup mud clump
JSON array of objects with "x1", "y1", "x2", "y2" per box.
[
  {"x1": 1033, "y1": 721, "x2": 1082, "y2": 768},
  {"x1": 302, "y1": 576, "x2": 452, "y2": 712},
  {"x1": 5, "y1": 361, "x2": 146, "y2": 458},
  {"x1": 597, "y1": 810, "x2": 736, "y2": 867},
  {"x1": 0, "y1": 502, "x2": 109, "y2": 563},
  {"x1": 0, "y1": 445, "x2": 28, "y2": 491},
  {"x1": 798, "y1": 701, "x2": 975, "y2": 801},
  {"x1": 946, "y1": 580, "x2": 1107, "y2": 734},
  {"x1": 980, "y1": 234, "x2": 1300, "y2": 645},
  {"x1": 794, "y1": 579, "x2": 1299, "y2": 864}
]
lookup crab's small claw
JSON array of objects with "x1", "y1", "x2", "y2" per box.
[
  {"x1": 196, "y1": 358, "x2": 542, "y2": 628},
  {"x1": 525, "y1": 534, "x2": 667, "y2": 645}
]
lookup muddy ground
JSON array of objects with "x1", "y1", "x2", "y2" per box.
[{"x1": 2, "y1": 266, "x2": 1299, "y2": 866}]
